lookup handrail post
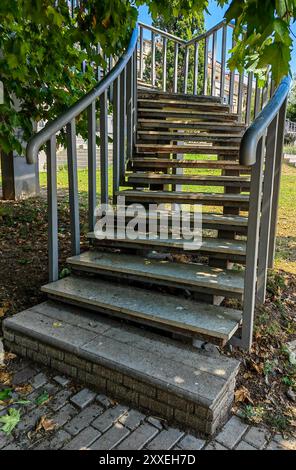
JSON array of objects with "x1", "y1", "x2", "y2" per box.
[
  {"x1": 239, "y1": 137, "x2": 265, "y2": 350},
  {"x1": 193, "y1": 42, "x2": 199, "y2": 95},
  {"x1": 139, "y1": 25, "x2": 144, "y2": 81},
  {"x1": 66, "y1": 119, "x2": 80, "y2": 256},
  {"x1": 87, "y1": 101, "x2": 97, "y2": 232},
  {"x1": 113, "y1": 76, "x2": 120, "y2": 204},
  {"x1": 173, "y1": 43, "x2": 179, "y2": 93},
  {"x1": 257, "y1": 115, "x2": 278, "y2": 303},
  {"x1": 47, "y1": 135, "x2": 59, "y2": 282},
  {"x1": 119, "y1": 69, "x2": 127, "y2": 182},
  {"x1": 100, "y1": 90, "x2": 108, "y2": 204},
  {"x1": 162, "y1": 37, "x2": 167, "y2": 92},
  {"x1": 183, "y1": 46, "x2": 189, "y2": 94}
]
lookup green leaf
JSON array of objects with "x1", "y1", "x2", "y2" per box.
[
  {"x1": 35, "y1": 391, "x2": 49, "y2": 406},
  {"x1": 0, "y1": 408, "x2": 21, "y2": 434},
  {"x1": 0, "y1": 389, "x2": 13, "y2": 401}
]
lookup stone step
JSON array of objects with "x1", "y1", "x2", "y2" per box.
[
  {"x1": 88, "y1": 232, "x2": 247, "y2": 261},
  {"x1": 67, "y1": 251, "x2": 245, "y2": 298},
  {"x1": 117, "y1": 190, "x2": 249, "y2": 209},
  {"x1": 41, "y1": 276, "x2": 242, "y2": 346},
  {"x1": 3, "y1": 300, "x2": 240, "y2": 435},
  {"x1": 126, "y1": 173, "x2": 250, "y2": 189},
  {"x1": 131, "y1": 158, "x2": 249, "y2": 171}
]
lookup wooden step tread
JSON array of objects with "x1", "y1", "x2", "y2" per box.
[
  {"x1": 138, "y1": 108, "x2": 238, "y2": 117},
  {"x1": 137, "y1": 88, "x2": 222, "y2": 103},
  {"x1": 127, "y1": 173, "x2": 250, "y2": 187},
  {"x1": 137, "y1": 134, "x2": 242, "y2": 143},
  {"x1": 88, "y1": 232, "x2": 247, "y2": 257},
  {"x1": 138, "y1": 130, "x2": 243, "y2": 138},
  {"x1": 135, "y1": 144, "x2": 240, "y2": 154},
  {"x1": 132, "y1": 159, "x2": 249, "y2": 170},
  {"x1": 138, "y1": 98, "x2": 230, "y2": 110},
  {"x1": 138, "y1": 119, "x2": 246, "y2": 130},
  {"x1": 67, "y1": 251, "x2": 245, "y2": 296},
  {"x1": 42, "y1": 275, "x2": 242, "y2": 345},
  {"x1": 118, "y1": 190, "x2": 249, "y2": 206}
]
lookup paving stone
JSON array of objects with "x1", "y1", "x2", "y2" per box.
[
  {"x1": 204, "y1": 441, "x2": 228, "y2": 450},
  {"x1": 96, "y1": 393, "x2": 112, "y2": 409},
  {"x1": 30, "y1": 372, "x2": 48, "y2": 389},
  {"x1": 266, "y1": 434, "x2": 296, "y2": 450},
  {"x1": 235, "y1": 440, "x2": 257, "y2": 450},
  {"x1": 146, "y1": 416, "x2": 163, "y2": 430},
  {"x1": 90, "y1": 423, "x2": 130, "y2": 450},
  {"x1": 147, "y1": 428, "x2": 185, "y2": 450},
  {"x1": 215, "y1": 416, "x2": 248, "y2": 449},
  {"x1": 92, "y1": 405, "x2": 128, "y2": 433},
  {"x1": 15, "y1": 407, "x2": 45, "y2": 433},
  {"x1": 52, "y1": 403, "x2": 77, "y2": 428},
  {"x1": 178, "y1": 434, "x2": 206, "y2": 450},
  {"x1": 70, "y1": 388, "x2": 96, "y2": 409},
  {"x1": 243, "y1": 426, "x2": 269, "y2": 450},
  {"x1": 0, "y1": 433, "x2": 13, "y2": 450},
  {"x1": 53, "y1": 375, "x2": 70, "y2": 387},
  {"x1": 12, "y1": 367, "x2": 36, "y2": 385},
  {"x1": 63, "y1": 426, "x2": 101, "y2": 450},
  {"x1": 64, "y1": 404, "x2": 104, "y2": 436},
  {"x1": 119, "y1": 409, "x2": 145, "y2": 430},
  {"x1": 2, "y1": 443, "x2": 22, "y2": 450},
  {"x1": 34, "y1": 430, "x2": 71, "y2": 450},
  {"x1": 116, "y1": 423, "x2": 159, "y2": 450},
  {"x1": 49, "y1": 389, "x2": 73, "y2": 412}
]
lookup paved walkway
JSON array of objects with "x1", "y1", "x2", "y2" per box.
[{"x1": 0, "y1": 354, "x2": 295, "y2": 451}]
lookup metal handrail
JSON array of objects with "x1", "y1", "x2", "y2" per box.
[
  {"x1": 26, "y1": 26, "x2": 138, "y2": 164},
  {"x1": 138, "y1": 22, "x2": 186, "y2": 45},
  {"x1": 240, "y1": 76, "x2": 291, "y2": 165}
]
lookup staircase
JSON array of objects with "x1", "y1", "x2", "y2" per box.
[{"x1": 4, "y1": 20, "x2": 290, "y2": 435}]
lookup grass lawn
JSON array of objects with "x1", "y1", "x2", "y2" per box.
[{"x1": 38, "y1": 159, "x2": 296, "y2": 274}]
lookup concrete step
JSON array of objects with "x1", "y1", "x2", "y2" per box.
[
  {"x1": 41, "y1": 276, "x2": 242, "y2": 346},
  {"x1": 3, "y1": 300, "x2": 240, "y2": 435},
  {"x1": 67, "y1": 251, "x2": 245, "y2": 298}
]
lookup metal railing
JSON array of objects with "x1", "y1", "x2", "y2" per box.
[
  {"x1": 285, "y1": 119, "x2": 296, "y2": 134},
  {"x1": 26, "y1": 19, "x2": 290, "y2": 350},
  {"x1": 27, "y1": 26, "x2": 138, "y2": 282},
  {"x1": 138, "y1": 20, "x2": 273, "y2": 125}
]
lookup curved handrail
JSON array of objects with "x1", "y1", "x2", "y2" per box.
[
  {"x1": 240, "y1": 75, "x2": 291, "y2": 166},
  {"x1": 26, "y1": 25, "x2": 138, "y2": 164},
  {"x1": 138, "y1": 22, "x2": 186, "y2": 45}
]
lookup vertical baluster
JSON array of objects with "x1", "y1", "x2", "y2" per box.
[
  {"x1": 173, "y1": 42, "x2": 179, "y2": 93},
  {"x1": 245, "y1": 72, "x2": 253, "y2": 126},
  {"x1": 229, "y1": 34, "x2": 235, "y2": 110},
  {"x1": 96, "y1": 44, "x2": 102, "y2": 81},
  {"x1": 133, "y1": 49, "x2": 137, "y2": 147},
  {"x1": 100, "y1": 90, "x2": 108, "y2": 204},
  {"x1": 220, "y1": 25, "x2": 227, "y2": 100},
  {"x1": 66, "y1": 119, "x2": 80, "y2": 255},
  {"x1": 139, "y1": 26, "x2": 144, "y2": 80},
  {"x1": 119, "y1": 69, "x2": 126, "y2": 181},
  {"x1": 162, "y1": 37, "x2": 167, "y2": 92},
  {"x1": 239, "y1": 137, "x2": 265, "y2": 350},
  {"x1": 254, "y1": 78, "x2": 261, "y2": 118},
  {"x1": 183, "y1": 46, "x2": 189, "y2": 94},
  {"x1": 257, "y1": 115, "x2": 278, "y2": 303},
  {"x1": 88, "y1": 102, "x2": 96, "y2": 232},
  {"x1": 237, "y1": 72, "x2": 244, "y2": 121},
  {"x1": 46, "y1": 135, "x2": 58, "y2": 282},
  {"x1": 151, "y1": 31, "x2": 156, "y2": 87},
  {"x1": 193, "y1": 41, "x2": 199, "y2": 95},
  {"x1": 203, "y1": 36, "x2": 209, "y2": 95},
  {"x1": 113, "y1": 77, "x2": 120, "y2": 204},
  {"x1": 211, "y1": 31, "x2": 217, "y2": 96},
  {"x1": 126, "y1": 58, "x2": 133, "y2": 160}
]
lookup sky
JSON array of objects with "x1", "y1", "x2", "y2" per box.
[{"x1": 138, "y1": 0, "x2": 296, "y2": 74}]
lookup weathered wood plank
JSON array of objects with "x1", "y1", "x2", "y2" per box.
[
  {"x1": 127, "y1": 173, "x2": 250, "y2": 188},
  {"x1": 131, "y1": 159, "x2": 249, "y2": 170}
]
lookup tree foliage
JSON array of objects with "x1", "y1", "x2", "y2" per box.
[{"x1": 0, "y1": 0, "x2": 295, "y2": 155}]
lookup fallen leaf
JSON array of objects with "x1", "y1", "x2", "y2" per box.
[
  {"x1": 35, "y1": 391, "x2": 50, "y2": 406},
  {"x1": 235, "y1": 386, "x2": 254, "y2": 404},
  {"x1": 15, "y1": 384, "x2": 33, "y2": 395},
  {"x1": 0, "y1": 371, "x2": 12, "y2": 385},
  {"x1": 0, "y1": 388, "x2": 12, "y2": 401},
  {"x1": 36, "y1": 415, "x2": 56, "y2": 433},
  {"x1": 0, "y1": 408, "x2": 21, "y2": 434}
]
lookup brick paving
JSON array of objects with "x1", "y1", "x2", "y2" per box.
[{"x1": 0, "y1": 355, "x2": 295, "y2": 451}]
